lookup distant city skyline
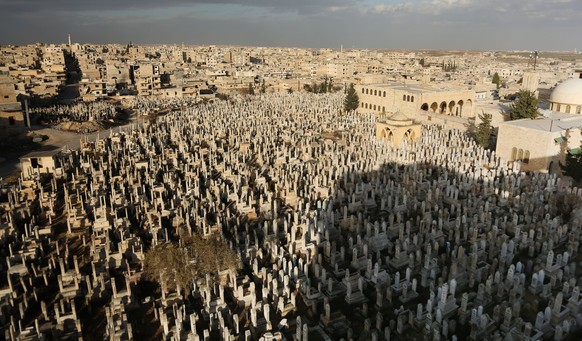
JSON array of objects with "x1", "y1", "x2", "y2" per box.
[{"x1": 0, "y1": 0, "x2": 580, "y2": 51}]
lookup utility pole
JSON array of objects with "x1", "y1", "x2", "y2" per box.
[{"x1": 529, "y1": 51, "x2": 539, "y2": 70}]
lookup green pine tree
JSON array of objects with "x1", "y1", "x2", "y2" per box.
[
  {"x1": 475, "y1": 112, "x2": 493, "y2": 148},
  {"x1": 492, "y1": 72, "x2": 501, "y2": 89},
  {"x1": 560, "y1": 129, "x2": 582, "y2": 182},
  {"x1": 561, "y1": 153, "x2": 582, "y2": 182},
  {"x1": 344, "y1": 83, "x2": 359, "y2": 112},
  {"x1": 320, "y1": 78, "x2": 328, "y2": 93},
  {"x1": 506, "y1": 90, "x2": 540, "y2": 120},
  {"x1": 466, "y1": 117, "x2": 477, "y2": 139}
]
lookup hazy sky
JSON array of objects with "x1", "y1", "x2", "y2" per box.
[{"x1": 0, "y1": 0, "x2": 579, "y2": 51}]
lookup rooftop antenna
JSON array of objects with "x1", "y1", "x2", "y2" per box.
[{"x1": 529, "y1": 50, "x2": 539, "y2": 70}]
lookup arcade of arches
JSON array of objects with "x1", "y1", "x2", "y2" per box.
[
  {"x1": 356, "y1": 83, "x2": 475, "y2": 119},
  {"x1": 420, "y1": 99, "x2": 473, "y2": 117}
]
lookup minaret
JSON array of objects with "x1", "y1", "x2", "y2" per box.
[{"x1": 68, "y1": 34, "x2": 71, "y2": 46}]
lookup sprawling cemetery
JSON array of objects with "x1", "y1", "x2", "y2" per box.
[{"x1": 2, "y1": 92, "x2": 582, "y2": 340}]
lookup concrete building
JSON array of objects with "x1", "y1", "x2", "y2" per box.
[{"x1": 20, "y1": 149, "x2": 61, "y2": 179}]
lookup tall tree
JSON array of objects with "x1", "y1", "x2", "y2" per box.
[
  {"x1": 561, "y1": 152, "x2": 582, "y2": 182},
  {"x1": 506, "y1": 90, "x2": 540, "y2": 120},
  {"x1": 466, "y1": 117, "x2": 477, "y2": 139},
  {"x1": 248, "y1": 82, "x2": 255, "y2": 95},
  {"x1": 492, "y1": 72, "x2": 501, "y2": 89},
  {"x1": 475, "y1": 112, "x2": 493, "y2": 148},
  {"x1": 260, "y1": 79, "x2": 266, "y2": 94},
  {"x1": 560, "y1": 129, "x2": 582, "y2": 183},
  {"x1": 319, "y1": 78, "x2": 328, "y2": 93},
  {"x1": 344, "y1": 83, "x2": 359, "y2": 112}
]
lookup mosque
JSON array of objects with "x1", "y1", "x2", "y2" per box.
[{"x1": 496, "y1": 72, "x2": 582, "y2": 174}]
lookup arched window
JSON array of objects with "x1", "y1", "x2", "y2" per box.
[
  {"x1": 373, "y1": 105, "x2": 377, "y2": 110},
  {"x1": 384, "y1": 129, "x2": 394, "y2": 143},
  {"x1": 382, "y1": 106, "x2": 385, "y2": 112},
  {"x1": 440, "y1": 101, "x2": 447, "y2": 114},
  {"x1": 374, "y1": 90, "x2": 377, "y2": 96},
  {"x1": 411, "y1": 96, "x2": 414, "y2": 102},
  {"x1": 577, "y1": 106, "x2": 581, "y2": 114},
  {"x1": 517, "y1": 149, "x2": 524, "y2": 161},
  {"x1": 362, "y1": 88, "x2": 365, "y2": 94},
  {"x1": 403, "y1": 95, "x2": 406, "y2": 101},
  {"x1": 407, "y1": 95, "x2": 411, "y2": 102},
  {"x1": 523, "y1": 151, "x2": 530, "y2": 164},
  {"x1": 383, "y1": 91, "x2": 386, "y2": 97},
  {"x1": 557, "y1": 103, "x2": 561, "y2": 112},
  {"x1": 511, "y1": 147, "x2": 517, "y2": 161},
  {"x1": 566, "y1": 105, "x2": 571, "y2": 114}
]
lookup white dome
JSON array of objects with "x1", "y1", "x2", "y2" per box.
[{"x1": 550, "y1": 78, "x2": 582, "y2": 106}]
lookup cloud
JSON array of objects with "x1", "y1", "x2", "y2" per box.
[
  {"x1": 0, "y1": 0, "x2": 361, "y2": 15},
  {"x1": 0, "y1": 0, "x2": 580, "y2": 50},
  {"x1": 363, "y1": 0, "x2": 582, "y2": 20}
]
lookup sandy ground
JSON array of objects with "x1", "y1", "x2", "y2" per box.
[{"x1": 0, "y1": 121, "x2": 138, "y2": 180}]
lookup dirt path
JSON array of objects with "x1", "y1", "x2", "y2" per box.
[{"x1": 0, "y1": 120, "x2": 141, "y2": 179}]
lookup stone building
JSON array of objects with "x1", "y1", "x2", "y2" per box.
[
  {"x1": 356, "y1": 82, "x2": 475, "y2": 118},
  {"x1": 496, "y1": 112, "x2": 582, "y2": 173},
  {"x1": 376, "y1": 111, "x2": 421, "y2": 146}
]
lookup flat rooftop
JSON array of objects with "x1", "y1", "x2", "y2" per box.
[
  {"x1": 362, "y1": 82, "x2": 468, "y2": 93},
  {"x1": 19, "y1": 149, "x2": 62, "y2": 159},
  {"x1": 501, "y1": 111, "x2": 582, "y2": 132}
]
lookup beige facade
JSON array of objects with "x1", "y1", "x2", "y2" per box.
[
  {"x1": 0, "y1": 75, "x2": 19, "y2": 104},
  {"x1": 20, "y1": 150, "x2": 60, "y2": 179},
  {"x1": 376, "y1": 112, "x2": 422, "y2": 146},
  {"x1": 0, "y1": 107, "x2": 23, "y2": 127},
  {"x1": 496, "y1": 113, "x2": 582, "y2": 173},
  {"x1": 356, "y1": 83, "x2": 475, "y2": 118},
  {"x1": 521, "y1": 71, "x2": 540, "y2": 96}
]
